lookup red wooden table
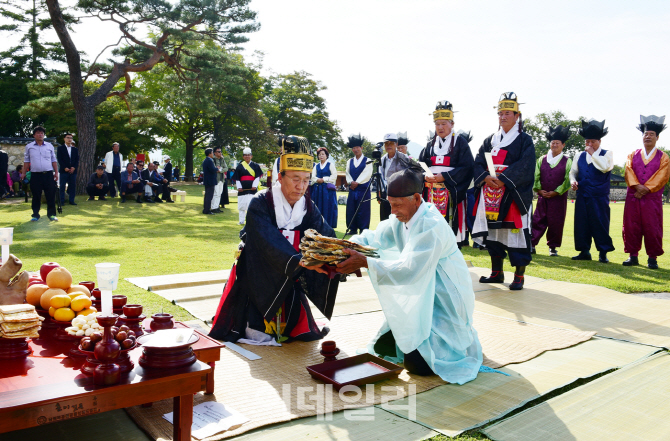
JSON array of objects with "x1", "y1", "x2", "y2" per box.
[
  {"x1": 174, "y1": 321, "x2": 225, "y2": 395},
  {"x1": 0, "y1": 334, "x2": 210, "y2": 441}
]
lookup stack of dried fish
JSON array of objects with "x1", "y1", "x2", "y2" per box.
[{"x1": 300, "y1": 229, "x2": 379, "y2": 266}]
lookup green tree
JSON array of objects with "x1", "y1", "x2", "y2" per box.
[
  {"x1": 523, "y1": 110, "x2": 588, "y2": 159},
  {"x1": 30, "y1": 0, "x2": 258, "y2": 192},
  {"x1": 137, "y1": 44, "x2": 267, "y2": 180},
  {"x1": 262, "y1": 71, "x2": 343, "y2": 157},
  {"x1": 21, "y1": 75, "x2": 158, "y2": 160},
  {"x1": 0, "y1": 0, "x2": 72, "y2": 136}
]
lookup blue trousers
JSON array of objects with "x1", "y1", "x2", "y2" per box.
[
  {"x1": 574, "y1": 195, "x2": 615, "y2": 253},
  {"x1": 59, "y1": 172, "x2": 76, "y2": 204}
]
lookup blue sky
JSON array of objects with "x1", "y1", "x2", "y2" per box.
[{"x1": 11, "y1": 0, "x2": 670, "y2": 164}]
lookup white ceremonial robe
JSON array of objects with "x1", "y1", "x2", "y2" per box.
[{"x1": 351, "y1": 202, "x2": 482, "y2": 384}]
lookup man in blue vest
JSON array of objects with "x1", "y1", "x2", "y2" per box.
[
  {"x1": 569, "y1": 120, "x2": 615, "y2": 263},
  {"x1": 345, "y1": 134, "x2": 372, "y2": 235}
]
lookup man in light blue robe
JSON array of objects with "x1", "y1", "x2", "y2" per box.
[{"x1": 331, "y1": 167, "x2": 482, "y2": 385}]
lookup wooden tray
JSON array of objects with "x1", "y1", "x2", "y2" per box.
[{"x1": 306, "y1": 353, "x2": 403, "y2": 390}]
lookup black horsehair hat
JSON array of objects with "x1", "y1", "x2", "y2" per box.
[
  {"x1": 545, "y1": 125, "x2": 571, "y2": 143},
  {"x1": 637, "y1": 115, "x2": 666, "y2": 136},
  {"x1": 397, "y1": 132, "x2": 410, "y2": 146},
  {"x1": 578, "y1": 120, "x2": 608, "y2": 140},
  {"x1": 347, "y1": 134, "x2": 365, "y2": 148},
  {"x1": 456, "y1": 130, "x2": 473, "y2": 144},
  {"x1": 387, "y1": 158, "x2": 425, "y2": 197}
]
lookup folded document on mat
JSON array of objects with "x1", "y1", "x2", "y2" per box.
[{"x1": 163, "y1": 402, "x2": 249, "y2": 439}]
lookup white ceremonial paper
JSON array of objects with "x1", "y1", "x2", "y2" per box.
[
  {"x1": 163, "y1": 402, "x2": 249, "y2": 439},
  {"x1": 142, "y1": 328, "x2": 194, "y2": 348},
  {"x1": 484, "y1": 152, "x2": 497, "y2": 177},
  {"x1": 224, "y1": 342, "x2": 261, "y2": 360},
  {"x1": 419, "y1": 161, "x2": 434, "y2": 178}
]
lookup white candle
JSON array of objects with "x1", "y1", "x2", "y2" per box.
[
  {"x1": 0, "y1": 228, "x2": 12, "y2": 265},
  {"x1": 101, "y1": 290, "x2": 113, "y2": 315},
  {"x1": 95, "y1": 263, "x2": 120, "y2": 316}
]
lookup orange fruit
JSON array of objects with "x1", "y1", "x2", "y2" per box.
[
  {"x1": 40, "y1": 288, "x2": 68, "y2": 310},
  {"x1": 50, "y1": 294, "x2": 71, "y2": 309},
  {"x1": 48, "y1": 306, "x2": 56, "y2": 317},
  {"x1": 71, "y1": 295, "x2": 92, "y2": 312},
  {"x1": 27, "y1": 284, "x2": 49, "y2": 307},
  {"x1": 77, "y1": 307, "x2": 97, "y2": 317},
  {"x1": 46, "y1": 267, "x2": 73, "y2": 290},
  {"x1": 67, "y1": 285, "x2": 91, "y2": 297},
  {"x1": 54, "y1": 307, "x2": 75, "y2": 322}
]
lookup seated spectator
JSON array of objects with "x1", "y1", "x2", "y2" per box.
[
  {"x1": 87, "y1": 165, "x2": 110, "y2": 200},
  {"x1": 136, "y1": 160, "x2": 155, "y2": 203},
  {"x1": 10, "y1": 166, "x2": 22, "y2": 195},
  {"x1": 120, "y1": 162, "x2": 143, "y2": 203},
  {"x1": 151, "y1": 163, "x2": 173, "y2": 203}
]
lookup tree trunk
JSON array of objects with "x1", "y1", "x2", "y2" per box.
[
  {"x1": 75, "y1": 105, "x2": 97, "y2": 194},
  {"x1": 184, "y1": 129, "x2": 195, "y2": 182},
  {"x1": 46, "y1": 0, "x2": 91, "y2": 195}
]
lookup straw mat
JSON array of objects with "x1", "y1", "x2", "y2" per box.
[
  {"x1": 379, "y1": 338, "x2": 659, "y2": 437},
  {"x1": 475, "y1": 279, "x2": 670, "y2": 348},
  {"x1": 127, "y1": 312, "x2": 445, "y2": 441},
  {"x1": 229, "y1": 406, "x2": 438, "y2": 441},
  {"x1": 475, "y1": 312, "x2": 595, "y2": 368},
  {"x1": 126, "y1": 309, "x2": 601, "y2": 440},
  {"x1": 483, "y1": 352, "x2": 670, "y2": 441}
]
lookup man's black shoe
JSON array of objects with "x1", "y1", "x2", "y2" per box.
[
  {"x1": 550, "y1": 248, "x2": 558, "y2": 257},
  {"x1": 203, "y1": 211, "x2": 215, "y2": 215},
  {"x1": 99, "y1": 196, "x2": 106, "y2": 201},
  {"x1": 648, "y1": 258, "x2": 659, "y2": 269},
  {"x1": 69, "y1": 202, "x2": 77, "y2": 206},
  {"x1": 572, "y1": 252, "x2": 592, "y2": 261},
  {"x1": 121, "y1": 196, "x2": 126, "y2": 203},
  {"x1": 479, "y1": 271, "x2": 504, "y2": 283},
  {"x1": 154, "y1": 197, "x2": 163, "y2": 203},
  {"x1": 599, "y1": 252, "x2": 609, "y2": 263},
  {"x1": 144, "y1": 197, "x2": 154, "y2": 203},
  {"x1": 88, "y1": 197, "x2": 95, "y2": 201},
  {"x1": 622, "y1": 256, "x2": 639, "y2": 266},
  {"x1": 136, "y1": 196, "x2": 143, "y2": 203}
]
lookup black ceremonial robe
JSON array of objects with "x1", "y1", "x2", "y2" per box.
[
  {"x1": 419, "y1": 134, "x2": 474, "y2": 206},
  {"x1": 473, "y1": 132, "x2": 535, "y2": 227},
  {"x1": 209, "y1": 189, "x2": 340, "y2": 343}
]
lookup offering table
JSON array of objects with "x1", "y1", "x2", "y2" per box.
[{"x1": 0, "y1": 336, "x2": 210, "y2": 441}]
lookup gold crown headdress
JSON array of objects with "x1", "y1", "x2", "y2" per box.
[{"x1": 278, "y1": 135, "x2": 313, "y2": 172}]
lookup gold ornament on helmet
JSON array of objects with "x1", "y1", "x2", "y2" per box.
[{"x1": 278, "y1": 135, "x2": 313, "y2": 172}]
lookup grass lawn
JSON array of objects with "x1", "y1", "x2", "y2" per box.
[{"x1": 1, "y1": 184, "x2": 668, "y2": 440}]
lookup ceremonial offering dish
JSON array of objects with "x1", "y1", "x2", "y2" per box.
[
  {"x1": 320, "y1": 340, "x2": 340, "y2": 362},
  {"x1": 117, "y1": 313, "x2": 146, "y2": 337},
  {"x1": 149, "y1": 312, "x2": 174, "y2": 331},
  {"x1": 306, "y1": 354, "x2": 403, "y2": 390},
  {"x1": 112, "y1": 295, "x2": 127, "y2": 314},
  {"x1": 123, "y1": 304, "x2": 143, "y2": 318},
  {"x1": 93, "y1": 314, "x2": 121, "y2": 385},
  {"x1": 0, "y1": 337, "x2": 31, "y2": 359},
  {"x1": 79, "y1": 281, "x2": 95, "y2": 292},
  {"x1": 137, "y1": 331, "x2": 199, "y2": 369}
]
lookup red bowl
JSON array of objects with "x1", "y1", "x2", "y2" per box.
[
  {"x1": 91, "y1": 288, "x2": 101, "y2": 299},
  {"x1": 79, "y1": 281, "x2": 95, "y2": 292},
  {"x1": 112, "y1": 295, "x2": 127, "y2": 308},
  {"x1": 123, "y1": 304, "x2": 143, "y2": 318}
]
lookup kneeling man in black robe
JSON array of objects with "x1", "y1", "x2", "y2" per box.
[{"x1": 209, "y1": 135, "x2": 340, "y2": 344}]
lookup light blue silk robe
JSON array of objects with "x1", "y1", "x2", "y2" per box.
[{"x1": 351, "y1": 202, "x2": 482, "y2": 384}]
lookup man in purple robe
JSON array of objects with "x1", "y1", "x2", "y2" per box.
[
  {"x1": 622, "y1": 115, "x2": 670, "y2": 269},
  {"x1": 569, "y1": 120, "x2": 615, "y2": 263},
  {"x1": 531, "y1": 125, "x2": 572, "y2": 256}
]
